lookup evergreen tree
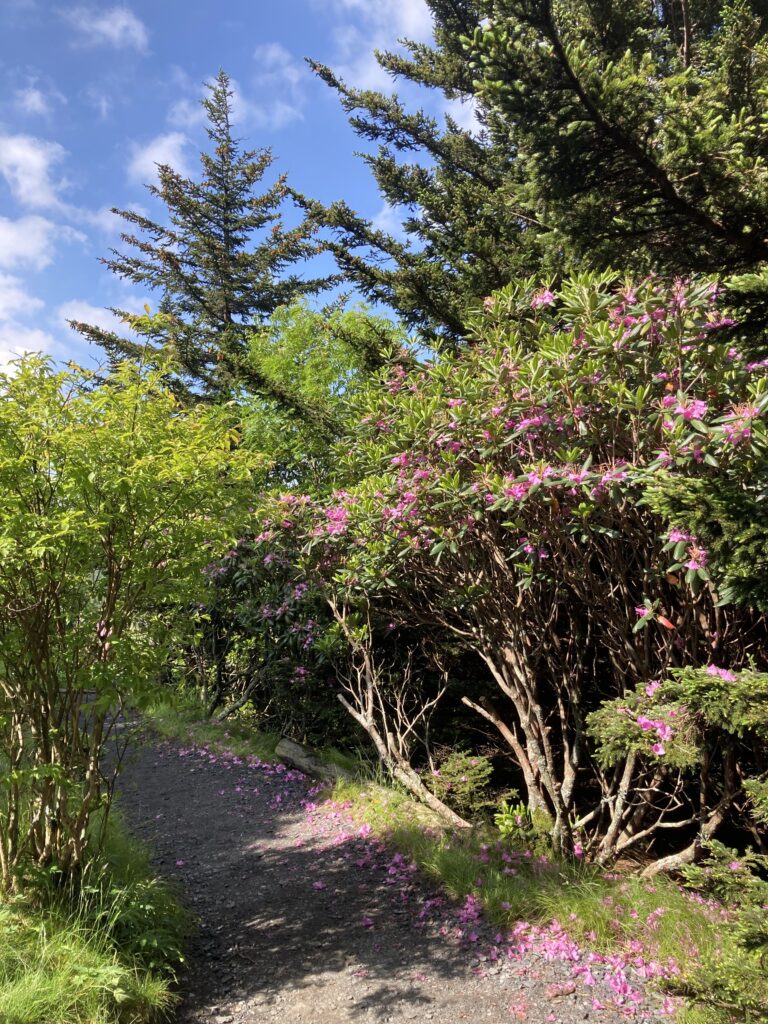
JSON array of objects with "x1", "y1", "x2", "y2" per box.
[
  {"x1": 305, "y1": 0, "x2": 555, "y2": 348},
  {"x1": 470, "y1": 0, "x2": 768, "y2": 276},
  {"x1": 73, "y1": 71, "x2": 330, "y2": 405},
  {"x1": 309, "y1": 1, "x2": 768, "y2": 344}
]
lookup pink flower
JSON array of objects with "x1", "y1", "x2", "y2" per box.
[
  {"x1": 635, "y1": 605, "x2": 650, "y2": 619},
  {"x1": 668, "y1": 528, "x2": 692, "y2": 544},
  {"x1": 685, "y1": 543, "x2": 709, "y2": 570},
  {"x1": 729, "y1": 861, "x2": 741, "y2": 871},
  {"x1": 531, "y1": 288, "x2": 556, "y2": 308},
  {"x1": 312, "y1": 880, "x2": 326, "y2": 890},
  {"x1": 706, "y1": 665, "x2": 737, "y2": 682},
  {"x1": 675, "y1": 399, "x2": 708, "y2": 421},
  {"x1": 651, "y1": 742, "x2": 666, "y2": 756},
  {"x1": 573, "y1": 842, "x2": 584, "y2": 858},
  {"x1": 645, "y1": 680, "x2": 661, "y2": 697}
]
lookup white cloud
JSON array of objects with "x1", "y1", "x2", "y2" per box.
[
  {"x1": 0, "y1": 272, "x2": 43, "y2": 320},
  {"x1": 127, "y1": 131, "x2": 191, "y2": 184},
  {"x1": 318, "y1": 0, "x2": 433, "y2": 90},
  {"x1": 14, "y1": 80, "x2": 67, "y2": 118},
  {"x1": 78, "y1": 205, "x2": 121, "y2": 233},
  {"x1": 0, "y1": 324, "x2": 56, "y2": 366},
  {"x1": 322, "y1": 0, "x2": 433, "y2": 40},
  {"x1": 372, "y1": 202, "x2": 408, "y2": 240},
  {"x1": 0, "y1": 214, "x2": 61, "y2": 270},
  {"x1": 56, "y1": 299, "x2": 128, "y2": 335},
  {"x1": 0, "y1": 134, "x2": 67, "y2": 209},
  {"x1": 0, "y1": 272, "x2": 54, "y2": 365},
  {"x1": 16, "y1": 87, "x2": 49, "y2": 116},
  {"x1": 62, "y1": 5, "x2": 149, "y2": 53},
  {"x1": 169, "y1": 51, "x2": 307, "y2": 134},
  {"x1": 444, "y1": 96, "x2": 483, "y2": 136},
  {"x1": 250, "y1": 43, "x2": 307, "y2": 128},
  {"x1": 84, "y1": 84, "x2": 112, "y2": 120}
]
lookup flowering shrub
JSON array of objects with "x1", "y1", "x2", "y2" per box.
[
  {"x1": 189, "y1": 535, "x2": 350, "y2": 745},
  {"x1": 274, "y1": 272, "x2": 768, "y2": 861},
  {"x1": 589, "y1": 665, "x2": 768, "y2": 869}
]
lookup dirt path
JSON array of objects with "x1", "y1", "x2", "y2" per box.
[{"x1": 118, "y1": 736, "x2": 675, "y2": 1024}]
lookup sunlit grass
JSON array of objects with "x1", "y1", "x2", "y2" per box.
[
  {"x1": 143, "y1": 696, "x2": 281, "y2": 762},
  {"x1": 0, "y1": 809, "x2": 184, "y2": 1024},
  {"x1": 330, "y1": 778, "x2": 766, "y2": 1024}
]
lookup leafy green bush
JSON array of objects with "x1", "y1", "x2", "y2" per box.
[
  {"x1": 0, "y1": 355, "x2": 258, "y2": 891},
  {"x1": 427, "y1": 750, "x2": 497, "y2": 817},
  {"x1": 0, "y1": 812, "x2": 184, "y2": 1024}
]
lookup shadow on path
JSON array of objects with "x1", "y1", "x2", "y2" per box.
[{"x1": 117, "y1": 736, "x2": 653, "y2": 1024}]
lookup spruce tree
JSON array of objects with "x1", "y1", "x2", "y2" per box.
[
  {"x1": 73, "y1": 71, "x2": 330, "y2": 405},
  {"x1": 309, "y1": 1, "x2": 768, "y2": 344},
  {"x1": 305, "y1": 0, "x2": 555, "y2": 348},
  {"x1": 470, "y1": 0, "x2": 768, "y2": 276}
]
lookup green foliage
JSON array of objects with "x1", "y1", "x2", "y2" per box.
[
  {"x1": 311, "y1": 2, "x2": 768, "y2": 341},
  {"x1": 673, "y1": 842, "x2": 768, "y2": 1024},
  {"x1": 470, "y1": 1, "x2": 768, "y2": 278},
  {"x1": 494, "y1": 800, "x2": 551, "y2": 854},
  {"x1": 427, "y1": 750, "x2": 497, "y2": 817},
  {"x1": 72, "y1": 71, "x2": 329, "y2": 406},
  {"x1": 0, "y1": 355, "x2": 259, "y2": 890},
  {"x1": 307, "y1": 0, "x2": 554, "y2": 345},
  {"x1": 243, "y1": 301, "x2": 406, "y2": 489},
  {"x1": 145, "y1": 695, "x2": 281, "y2": 763},
  {"x1": 0, "y1": 813, "x2": 183, "y2": 1024}
]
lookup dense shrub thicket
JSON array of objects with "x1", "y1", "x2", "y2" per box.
[{"x1": 212, "y1": 274, "x2": 768, "y2": 871}]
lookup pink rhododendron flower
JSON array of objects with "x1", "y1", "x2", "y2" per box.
[
  {"x1": 668, "y1": 527, "x2": 692, "y2": 544},
  {"x1": 685, "y1": 544, "x2": 709, "y2": 570},
  {"x1": 531, "y1": 288, "x2": 556, "y2": 308},
  {"x1": 706, "y1": 665, "x2": 737, "y2": 682}
]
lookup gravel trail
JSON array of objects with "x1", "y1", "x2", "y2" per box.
[{"x1": 118, "y1": 736, "x2": 675, "y2": 1024}]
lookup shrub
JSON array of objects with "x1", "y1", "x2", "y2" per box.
[
  {"x1": 262, "y1": 272, "x2": 767, "y2": 862},
  {"x1": 0, "y1": 356, "x2": 258, "y2": 891}
]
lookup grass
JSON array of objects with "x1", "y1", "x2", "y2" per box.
[
  {"x1": 144, "y1": 693, "x2": 368, "y2": 775},
  {"x1": 329, "y1": 779, "x2": 768, "y2": 1024},
  {"x1": 144, "y1": 696, "x2": 281, "y2": 763},
  {"x1": 0, "y1": 809, "x2": 187, "y2": 1024}
]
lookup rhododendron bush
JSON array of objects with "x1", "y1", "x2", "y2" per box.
[{"x1": 260, "y1": 273, "x2": 768, "y2": 863}]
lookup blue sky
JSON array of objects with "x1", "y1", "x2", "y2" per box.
[{"x1": 0, "y1": 0, "x2": 475, "y2": 367}]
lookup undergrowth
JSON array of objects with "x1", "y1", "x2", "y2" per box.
[
  {"x1": 144, "y1": 695, "x2": 281, "y2": 762},
  {"x1": 144, "y1": 694, "x2": 364, "y2": 774},
  {"x1": 0, "y1": 809, "x2": 187, "y2": 1024}
]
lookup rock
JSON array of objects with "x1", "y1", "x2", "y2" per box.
[{"x1": 274, "y1": 738, "x2": 353, "y2": 782}]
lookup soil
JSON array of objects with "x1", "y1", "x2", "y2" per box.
[{"x1": 118, "y1": 733, "x2": 673, "y2": 1024}]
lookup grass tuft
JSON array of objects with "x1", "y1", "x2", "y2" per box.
[{"x1": 0, "y1": 810, "x2": 185, "y2": 1024}]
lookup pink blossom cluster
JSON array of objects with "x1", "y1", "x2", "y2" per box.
[{"x1": 636, "y1": 714, "x2": 674, "y2": 756}]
